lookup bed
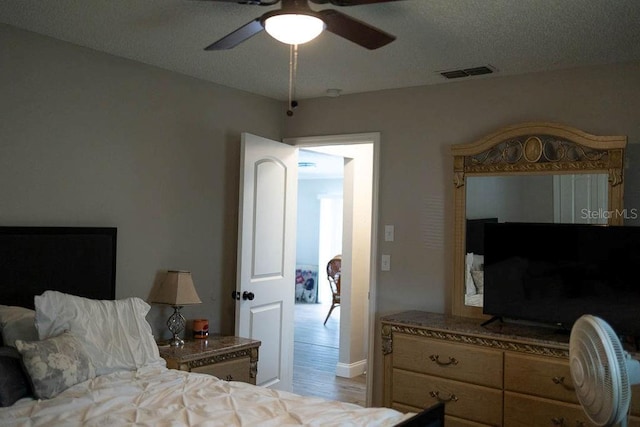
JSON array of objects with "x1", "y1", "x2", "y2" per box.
[{"x1": 0, "y1": 226, "x2": 444, "y2": 426}]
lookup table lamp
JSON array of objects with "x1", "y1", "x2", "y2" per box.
[{"x1": 148, "y1": 270, "x2": 202, "y2": 346}]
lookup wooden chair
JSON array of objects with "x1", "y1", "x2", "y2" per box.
[{"x1": 324, "y1": 255, "x2": 341, "y2": 325}]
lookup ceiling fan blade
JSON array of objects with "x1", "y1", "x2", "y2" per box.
[
  {"x1": 319, "y1": 9, "x2": 395, "y2": 50},
  {"x1": 195, "y1": 0, "x2": 277, "y2": 5},
  {"x1": 311, "y1": 0, "x2": 404, "y2": 6},
  {"x1": 204, "y1": 18, "x2": 263, "y2": 50}
]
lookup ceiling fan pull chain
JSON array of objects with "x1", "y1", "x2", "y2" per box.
[{"x1": 287, "y1": 44, "x2": 299, "y2": 117}]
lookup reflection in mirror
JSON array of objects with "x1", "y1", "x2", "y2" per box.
[{"x1": 464, "y1": 174, "x2": 608, "y2": 307}]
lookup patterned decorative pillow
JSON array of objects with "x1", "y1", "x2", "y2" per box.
[{"x1": 15, "y1": 331, "x2": 96, "y2": 399}]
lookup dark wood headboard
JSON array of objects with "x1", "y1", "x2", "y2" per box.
[
  {"x1": 466, "y1": 218, "x2": 498, "y2": 255},
  {"x1": 0, "y1": 226, "x2": 117, "y2": 309}
]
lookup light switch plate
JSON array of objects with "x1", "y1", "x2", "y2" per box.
[
  {"x1": 381, "y1": 254, "x2": 391, "y2": 271},
  {"x1": 384, "y1": 225, "x2": 394, "y2": 242}
]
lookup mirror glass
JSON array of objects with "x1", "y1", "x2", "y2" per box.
[{"x1": 464, "y1": 174, "x2": 608, "y2": 307}]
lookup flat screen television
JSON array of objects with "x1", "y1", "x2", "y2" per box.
[
  {"x1": 0, "y1": 226, "x2": 117, "y2": 309},
  {"x1": 483, "y1": 222, "x2": 640, "y2": 337}
]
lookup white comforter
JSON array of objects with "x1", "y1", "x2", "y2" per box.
[{"x1": 2, "y1": 366, "x2": 413, "y2": 426}]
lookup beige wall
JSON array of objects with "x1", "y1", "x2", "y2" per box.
[
  {"x1": 0, "y1": 24, "x2": 284, "y2": 337},
  {"x1": 283, "y1": 62, "x2": 640, "y2": 404},
  {"x1": 3, "y1": 22, "x2": 640, "y2": 408},
  {"x1": 338, "y1": 143, "x2": 373, "y2": 375}
]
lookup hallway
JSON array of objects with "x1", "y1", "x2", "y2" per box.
[{"x1": 292, "y1": 302, "x2": 366, "y2": 406}]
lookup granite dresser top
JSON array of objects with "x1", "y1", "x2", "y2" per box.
[
  {"x1": 382, "y1": 310, "x2": 639, "y2": 362},
  {"x1": 381, "y1": 310, "x2": 571, "y2": 351}
]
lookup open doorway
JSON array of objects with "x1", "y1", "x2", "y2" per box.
[
  {"x1": 288, "y1": 134, "x2": 378, "y2": 407},
  {"x1": 292, "y1": 149, "x2": 362, "y2": 403}
]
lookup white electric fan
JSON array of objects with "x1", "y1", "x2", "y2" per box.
[{"x1": 569, "y1": 315, "x2": 640, "y2": 427}]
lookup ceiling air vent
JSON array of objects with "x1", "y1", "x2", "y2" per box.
[{"x1": 439, "y1": 65, "x2": 495, "y2": 79}]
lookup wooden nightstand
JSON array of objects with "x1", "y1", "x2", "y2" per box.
[{"x1": 158, "y1": 336, "x2": 261, "y2": 384}]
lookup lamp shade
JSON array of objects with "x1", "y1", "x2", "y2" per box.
[
  {"x1": 148, "y1": 270, "x2": 202, "y2": 306},
  {"x1": 264, "y1": 14, "x2": 325, "y2": 45}
]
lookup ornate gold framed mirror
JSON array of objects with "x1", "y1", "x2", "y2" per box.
[{"x1": 451, "y1": 122, "x2": 627, "y2": 319}]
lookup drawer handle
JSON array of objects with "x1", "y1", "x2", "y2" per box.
[
  {"x1": 225, "y1": 375, "x2": 233, "y2": 381},
  {"x1": 429, "y1": 354, "x2": 458, "y2": 366},
  {"x1": 429, "y1": 391, "x2": 458, "y2": 402},
  {"x1": 551, "y1": 376, "x2": 575, "y2": 391},
  {"x1": 551, "y1": 417, "x2": 565, "y2": 426}
]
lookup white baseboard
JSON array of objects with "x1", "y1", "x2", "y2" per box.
[{"x1": 335, "y1": 359, "x2": 367, "y2": 378}]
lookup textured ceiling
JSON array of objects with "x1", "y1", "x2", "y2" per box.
[{"x1": 1, "y1": 0, "x2": 640, "y2": 101}]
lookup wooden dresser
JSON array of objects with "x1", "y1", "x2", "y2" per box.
[
  {"x1": 158, "y1": 336, "x2": 260, "y2": 384},
  {"x1": 382, "y1": 311, "x2": 640, "y2": 427}
]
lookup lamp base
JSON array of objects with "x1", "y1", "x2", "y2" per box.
[
  {"x1": 167, "y1": 305, "x2": 186, "y2": 347},
  {"x1": 168, "y1": 335, "x2": 185, "y2": 347}
]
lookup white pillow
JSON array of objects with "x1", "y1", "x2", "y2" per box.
[
  {"x1": 465, "y1": 253, "x2": 477, "y2": 296},
  {"x1": 471, "y1": 270, "x2": 485, "y2": 294},
  {"x1": 471, "y1": 254, "x2": 484, "y2": 271},
  {"x1": 35, "y1": 291, "x2": 164, "y2": 376},
  {"x1": 3, "y1": 316, "x2": 39, "y2": 348},
  {"x1": 0, "y1": 305, "x2": 38, "y2": 347},
  {"x1": 0, "y1": 305, "x2": 34, "y2": 326}
]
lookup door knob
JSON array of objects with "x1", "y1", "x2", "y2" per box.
[
  {"x1": 231, "y1": 291, "x2": 240, "y2": 300},
  {"x1": 242, "y1": 291, "x2": 255, "y2": 301}
]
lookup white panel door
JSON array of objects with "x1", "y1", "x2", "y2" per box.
[
  {"x1": 553, "y1": 174, "x2": 608, "y2": 224},
  {"x1": 236, "y1": 133, "x2": 297, "y2": 390}
]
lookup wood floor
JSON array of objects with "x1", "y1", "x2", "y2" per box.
[{"x1": 293, "y1": 301, "x2": 367, "y2": 406}]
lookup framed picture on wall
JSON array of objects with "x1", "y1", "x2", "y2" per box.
[{"x1": 295, "y1": 265, "x2": 318, "y2": 303}]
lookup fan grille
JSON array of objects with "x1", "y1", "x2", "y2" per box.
[{"x1": 569, "y1": 315, "x2": 630, "y2": 426}]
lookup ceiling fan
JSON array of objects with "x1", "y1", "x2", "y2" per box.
[{"x1": 201, "y1": 0, "x2": 402, "y2": 50}]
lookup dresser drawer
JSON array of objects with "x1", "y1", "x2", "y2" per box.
[
  {"x1": 393, "y1": 368, "x2": 503, "y2": 426},
  {"x1": 505, "y1": 353, "x2": 577, "y2": 404},
  {"x1": 191, "y1": 356, "x2": 252, "y2": 384},
  {"x1": 392, "y1": 403, "x2": 493, "y2": 427},
  {"x1": 505, "y1": 391, "x2": 597, "y2": 427},
  {"x1": 393, "y1": 333, "x2": 503, "y2": 388},
  {"x1": 446, "y1": 416, "x2": 494, "y2": 427}
]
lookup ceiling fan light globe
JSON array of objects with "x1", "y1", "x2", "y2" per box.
[{"x1": 264, "y1": 14, "x2": 325, "y2": 45}]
